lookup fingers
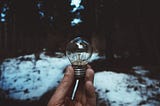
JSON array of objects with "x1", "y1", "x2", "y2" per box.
[
  {"x1": 85, "y1": 68, "x2": 96, "y2": 106},
  {"x1": 87, "y1": 64, "x2": 92, "y2": 69},
  {"x1": 85, "y1": 68, "x2": 94, "y2": 83},
  {"x1": 74, "y1": 67, "x2": 94, "y2": 101},
  {"x1": 75, "y1": 68, "x2": 95, "y2": 103},
  {"x1": 48, "y1": 66, "x2": 74, "y2": 106},
  {"x1": 48, "y1": 66, "x2": 96, "y2": 106},
  {"x1": 85, "y1": 68, "x2": 95, "y2": 97},
  {"x1": 85, "y1": 81, "x2": 95, "y2": 98}
]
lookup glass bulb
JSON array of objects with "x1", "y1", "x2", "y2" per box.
[{"x1": 66, "y1": 37, "x2": 92, "y2": 78}]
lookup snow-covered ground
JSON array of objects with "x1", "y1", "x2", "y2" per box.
[
  {"x1": 0, "y1": 52, "x2": 160, "y2": 106},
  {"x1": 95, "y1": 71, "x2": 160, "y2": 106}
]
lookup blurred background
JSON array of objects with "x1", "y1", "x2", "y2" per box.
[
  {"x1": 1, "y1": 0, "x2": 160, "y2": 106},
  {"x1": 1, "y1": 0, "x2": 160, "y2": 66}
]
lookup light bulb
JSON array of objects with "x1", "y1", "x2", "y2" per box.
[
  {"x1": 66, "y1": 37, "x2": 92, "y2": 100},
  {"x1": 66, "y1": 37, "x2": 92, "y2": 78}
]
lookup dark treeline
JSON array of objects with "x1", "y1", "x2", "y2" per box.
[{"x1": 0, "y1": 0, "x2": 160, "y2": 66}]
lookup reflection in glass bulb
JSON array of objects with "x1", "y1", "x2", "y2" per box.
[{"x1": 66, "y1": 37, "x2": 92, "y2": 78}]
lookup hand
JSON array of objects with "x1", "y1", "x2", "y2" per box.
[{"x1": 48, "y1": 65, "x2": 96, "y2": 106}]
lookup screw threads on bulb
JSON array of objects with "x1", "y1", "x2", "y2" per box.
[{"x1": 72, "y1": 64, "x2": 87, "y2": 79}]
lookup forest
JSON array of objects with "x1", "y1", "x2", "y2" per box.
[
  {"x1": 1, "y1": 0, "x2": 160, "y2": 66},
  {"x1": 0, "y1": 0, "x2": 160, "y2": 106}
]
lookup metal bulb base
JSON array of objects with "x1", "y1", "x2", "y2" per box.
[{"x1": 72, "y1": 64, "x2": 87, "y2": 79}]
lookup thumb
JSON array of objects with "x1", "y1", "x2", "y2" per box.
[{"x1": 48, "y1": 66, "x2": 74, "y2": 106}]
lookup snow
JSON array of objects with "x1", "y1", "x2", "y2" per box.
[
  {"x1": 94, "y1": 71, "x2": 160, "y2": 106},
  {"x1": 70, "y1": 0, "x2": 84, "y2": 13},
  {"x1": 71, "y1": 18, "x2": 82, "y2": 26},
  {"x1": 132, "y1": 66, "x2": 149, "y2": 76},
  {"x1": 95, "y1": 72, "x2": 142, "y2": 105},
  {"x1": 70, "y1": 0, "x2": 84, "y2": 26},
  {"x1": 0, "y1": 52, "x2": 160, "y2": 105},
  {"x1": 0, "y1": 52, "x2": 101, "y2": 100}
]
